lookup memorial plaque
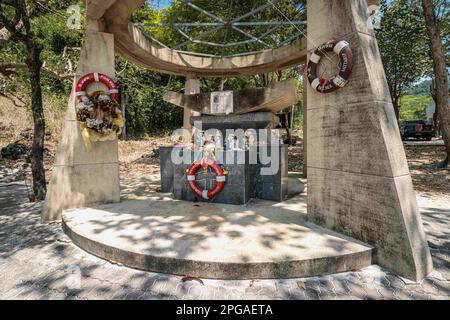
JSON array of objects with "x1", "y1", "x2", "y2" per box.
[{"x1": 210, "y1": 91, "x2": 233, "y2": 115}]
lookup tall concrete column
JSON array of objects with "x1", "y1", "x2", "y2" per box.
[
  {"x1": 42, "y1": 28, "x2": 120, "y2": 221},
  {"x1": 302, "y1": 77, "x2": 307, "y2": 178},
  {"x1": 306, "y1": 0, "x2": 432, "y2": 281},
  {"x1": 183, "y1": 77, "x2": 201, "y2": 130}
]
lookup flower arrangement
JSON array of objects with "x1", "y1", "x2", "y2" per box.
[{"x1": 75, "y1": 91, "x2": 123, "y2": 151}]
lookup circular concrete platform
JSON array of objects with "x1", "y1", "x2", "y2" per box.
[{"x1": 62, "y1": 191, "x2": 373, "y2": 279}]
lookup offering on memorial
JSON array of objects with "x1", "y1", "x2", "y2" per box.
[
  {"x1": 75, "y1": 72, "x2": 122, "y2": 151},
  {"x1": 75, "y1": 91, "x2": 123, "y2": 151}
]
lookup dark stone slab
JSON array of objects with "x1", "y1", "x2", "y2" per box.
[
  {"x1": 190, "y1": 112, "x2": 284, "y2": 149},
  {"x1": 160, "y1": 144, "x2": 288, "y2": 204},
  {"x1": 168, "y1": 149, "x2": 249, "y2": 205},
  {"x1": 250, "y1": 145, "x2": 288, "y2": 202},
  {"x1": 191, "y1": 112, "x2": 275, "y2": 131},
  {"x1": 159, "y1": 146, "x2": 174, "y2": 193}
]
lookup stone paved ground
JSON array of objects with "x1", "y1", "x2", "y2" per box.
[{"x1": 0, "y1": 181, "x2": 449, "y2": 300}]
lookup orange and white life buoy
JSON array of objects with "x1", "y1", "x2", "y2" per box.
[
  {"x1": 307, "y1": 40, "x2": 353, "y2": 93},
  {"x1": 75, "y1": 73, "x2": 120, "y2": 102},
  {"x1": 187, "y1": 158, "x2": 226, "y2": 200}
]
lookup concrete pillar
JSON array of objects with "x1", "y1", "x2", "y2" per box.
[
  {"x1": 306, "y1": 0, "x2": 432, "y2": 281},
  {"x1": 302, "y1": 77, "x2": 307, "y2": 178},
  {"x1": 42, "y1": 30, "x2": 120, "y2": 221},
  {"x1": 183, "y1": 77, "x2": 201, "y2": 130}
]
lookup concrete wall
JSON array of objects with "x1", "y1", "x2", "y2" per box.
[
  {"x1": 306, "y1": 0, "x2": 432, "y2": 281},
  {"x1": 42, "y1": 31, "x2": 120, "y2": 221}
]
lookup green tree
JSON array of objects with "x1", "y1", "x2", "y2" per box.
[
  {"x1": 1, "y1": 0, "x2": 306, "y2": 143},
  {"x1": 376, "y1": 0, "x2": 431, "y2": 120},
  {"x1": 128, "y1": 0, "x2": 306, "y2": 133},
  {"x1": 399, "y1": 94, "x2": 432, "y2": 120},
  {"x1": 422, "y1": 0, "x2": 450, "y2": 167},
  {"x1": 116, "y1": 56, "x2": 186, "y2": 137},
  {"x1": 0, "y1": 0, "x2": 83, "y2": 200},
  {"x1": 139, "y1": 0, "x2": 306, "y2": 58}
]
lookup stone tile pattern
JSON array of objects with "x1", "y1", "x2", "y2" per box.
[{"x1": 0, "y1": 182, "x2": 448, "y2": 300}]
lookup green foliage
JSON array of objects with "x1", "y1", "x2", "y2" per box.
[
  {"x1": 399, "y1": 94, "x2": 432, "y2": 120},
  {"x1": 116, "y1": 57, "x2": 185, "y2": 136},
  {"x1": 407, "y1": 79, "x2": 434, "y2": 95},
  {"x1": 428, "y1": 0, "x2": 449, "y2": 69},
  {"x1": 138, "y1": 0, "x2": 306, "y2": 57},
  {"x1": 376, "y1": 0, "x2": 432, "y2": 109},
  {"x1": 127, "y1": 0, "x2": 306, "y2": 133},
  {"x1": 1, "y1": 0, "x2": 307, "y2": 138},
  {"x1": 0, "y1": 0, "x2": 84, "y2": 104}
]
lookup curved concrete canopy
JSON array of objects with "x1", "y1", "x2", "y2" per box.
[
  {"x1": 88, "y1": 0, "x2": 309, "y2": 77},
  {"x1": 87, "y1": 0, "x2": 379, "y2": 77}
]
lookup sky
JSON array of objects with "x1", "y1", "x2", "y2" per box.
[
  {"x1": 148, "y1": 0, "x2": 394, "y2": 11},
  {"x1": 148, "y1": 0, "x2": 173, "y2": 9}
]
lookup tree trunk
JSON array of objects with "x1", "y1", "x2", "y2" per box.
[
  {"x1": 218, "y1": 78, "x2": 226, "y2": 91},
  {"x1": 431, "y1": 88, "x2": 440, "y2": 137},
  {"x1": 392, "y1": 96, "x2": 400, "y2": 121},
  {"x1": 26, "y1": 43, "x2": 46, "y2": 200},
  {"x1": 0, "y1": 1, "x2": 47, "y2": 200},
  {"x1": 388, "y1": 84, "x2": 401, "y2": 121},
  {"x1": 422, "y1": 0, "x2": 450, "y2": 167}
]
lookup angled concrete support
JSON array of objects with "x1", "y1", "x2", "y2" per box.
[
  {"x1": 165, "y1": 79, "x2": 297, "y2": 115},
  {"x1": 42, "y1": 30, "x2": 120, "y2": 221},
  {"x1": 306, "y1": 0, "x2": 432, "y2": 281}
]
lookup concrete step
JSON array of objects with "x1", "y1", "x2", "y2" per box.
[{"x1": 62, "y1": 197, "x2": 373, "y2": 280}]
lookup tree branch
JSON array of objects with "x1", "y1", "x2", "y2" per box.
[
  {"x1": 0, "y1": 1, "x2": 27, "y2": 43},
  {"x1": 0, "y1": 62, "x2": 74, "y2": 80},
  {"x1": 0, "y1": 21, "x2": 23, "y2": 49},
  {"x1": 0, "y1": 91, "x2": 27, "y2": 108}
]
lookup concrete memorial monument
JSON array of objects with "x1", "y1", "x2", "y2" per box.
[{"x1": 43, "y1": 0, "x2": 432, "y2": 282}]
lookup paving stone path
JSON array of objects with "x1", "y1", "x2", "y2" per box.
[{"x1": 0, "y1": 181, "x2": 448, "y2": 300}]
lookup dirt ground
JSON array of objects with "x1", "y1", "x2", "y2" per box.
[
  {"x1": 405, "y1": 143, "x2": 449, "y2": 198},
  {"x1": 0, "y1": 135, "x2": 448, "y2": 200}
]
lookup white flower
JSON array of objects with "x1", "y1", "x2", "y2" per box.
[
  {"x1": 86, "y1": 118, "x2": 103, "y2": 128},
  {"x1": 98, "y1": 94, "x2": 111, "y2": 103}
]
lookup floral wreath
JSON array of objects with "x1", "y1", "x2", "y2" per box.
[{"x1": 75, "y1": 91, "x2": 123, "y2": 151}]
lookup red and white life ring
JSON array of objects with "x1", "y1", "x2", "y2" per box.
[
  {"x1": 75, "y1": 73, "x2": 120, "y2": 102},
  {"x1": 307, "y1": 40, "x2": 353, "y2": 93},
  {"x1": 187, "y1": 158, "x2": 226, "y2": 200}
]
